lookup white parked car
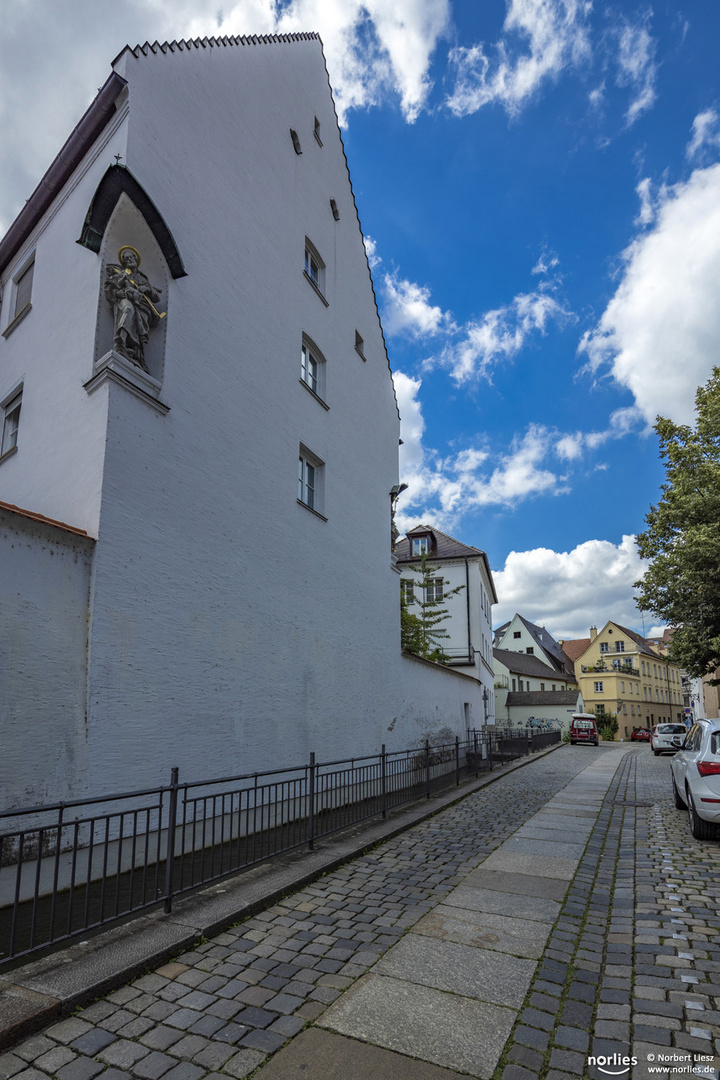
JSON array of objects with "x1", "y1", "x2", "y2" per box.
[
  {"x1": 651, "y1": 722, "x2": 687, "y2": 756},
  {"x1": 670, "y1": 719, "x2": 720, "y2": 840}
]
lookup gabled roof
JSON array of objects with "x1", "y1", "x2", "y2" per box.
[
  {"x1": 494, "y1": 613, "x2": 575, "y2": 679},
  {"x1": 561, "y1": 638, "x2": 591, "y2": 663},
  {"x1": 515, "y1": 614, "x2": 575, "y2": 677},
  {"x1": 506, "y1": 690, "x2": 581, "y2": 707},
  {"x1": 397, "y1": 525, "x2": 486, "y2": 560},
  {"x1": 396, "y1": 526, "x2": 498, "y2": 603},
  {"x1": 493, "y1": 648, "x2": 574, "y2": 682},
  {"x1": 562, "y1": 622, "x2": 667, "y2": 665},
  {"x1": 612, "y1": 623, "x2": 658, "y2": 657}
]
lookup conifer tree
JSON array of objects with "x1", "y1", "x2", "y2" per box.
[{"x1": 400, "y1": 553, "x2": 465, "y2": 663}]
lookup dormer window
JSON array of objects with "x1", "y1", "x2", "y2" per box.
[{"x1": 411, "y1": 536, "x2": 430, "y2": 556}]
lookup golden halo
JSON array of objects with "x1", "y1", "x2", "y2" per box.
[{"x1": 118, "y1": 245, "x2": 141, "y2": 266}]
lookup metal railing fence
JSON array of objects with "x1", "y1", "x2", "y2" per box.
[{"x1": 0, "y1": 728, "x2": 560, "y2": 967}]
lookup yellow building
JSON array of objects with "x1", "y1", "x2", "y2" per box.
[{"x1": 560, "y1": 622, "x2": 684, "y2": 740}]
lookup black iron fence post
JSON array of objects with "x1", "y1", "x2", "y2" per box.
[
  {"x1": 381, "y1": 744, "x2": 387, "y2": 818},
  {"x1": 455, "y1": 736, "x2": 460, "y2": 786},
  {"x1": 425, "y1": 739, "x2": 431, "y2": 799},
  {"x1": 307, "y1": 752, "x2": 316, "y2": 851},
  {"x1": 164, "y1": 766, "x2": 179, "y2": 914}
]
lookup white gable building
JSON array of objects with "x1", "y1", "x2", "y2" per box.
[
  {"x1": 395, "y1": 525, "x2": 497, "y2": 726},
  {"x1": 0, "y1": 35, "x2": 487, "y2": 806}
]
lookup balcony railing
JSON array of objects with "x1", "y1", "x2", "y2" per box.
[{"x1": 581, "y1": 663, "x2": 640, "y2": 677}]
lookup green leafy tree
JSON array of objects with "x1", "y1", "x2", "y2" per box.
[
  {"x1": 400, "y1": 554, "x2": 465, "y2": 663},
  {"x1": 635, "y1": 367, "x2": 720, "y2": 681}
]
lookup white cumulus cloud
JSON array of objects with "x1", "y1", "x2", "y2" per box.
[
  {"x1": 382, "y1": 272, "x2": 451, "y2": 337},
  {"x1": 492, "y1": 535, "x2": 648, "y2": 639},
  {"x1": 393, "y1": 372, "x2": 568, "y2": 531},
  {"x1": 181, "y1": 0, "x2": 451, "y2": 124},
  {"x1": 447, "y1": 0, "x2": 592, "y2": 117},
  {"x1": 580, "y1": 162, "x2": 720, "y2": 426},
  {"x1": 437, "y1": 284, "x2": 571, "y2": 383}
]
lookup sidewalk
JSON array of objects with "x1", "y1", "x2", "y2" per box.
[
  {"x1": 0, "y1": 744, "x2": 564, "y2": 1051},
  {"x1": 4, "y1": 743, "x2": 717, "y2": 1080},
  {"x1": 256, "y1": 745, "x2": 631, "y2": 1079}
]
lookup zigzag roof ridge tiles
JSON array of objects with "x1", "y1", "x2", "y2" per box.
[{"x1": 130, "y1": 32, "x2": 319, "y2": 58}]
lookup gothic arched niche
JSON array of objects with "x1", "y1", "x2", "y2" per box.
[
  {"x1": 95, "y1": 193, "x2": 170, "y2": 384},
  {"x1": 79, "y1": 164, "x2": 186, "y2": 280}
]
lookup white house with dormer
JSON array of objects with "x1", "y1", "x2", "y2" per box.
[
  {"x1": 0, "y1": 34, "x2": 488, "y2": 806},
  {"x1": 395, "y1": 525, "x2": 497, "y2": 727}
]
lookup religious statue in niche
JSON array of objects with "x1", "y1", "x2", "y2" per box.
[{"x1": 104, "y1": 246, "x2": 165, "y2": 371}]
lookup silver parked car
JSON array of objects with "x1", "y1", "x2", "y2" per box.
[
  {"x1": 670, "y1": 719, "x2": 720, "y2": 840},
  {"x1": 651, "y1": 722, "x2": 687, "y2": 756}
]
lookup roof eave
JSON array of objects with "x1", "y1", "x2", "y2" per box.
[{"x1": 0, "y1": 70, "x2": 127, "y2": 277}]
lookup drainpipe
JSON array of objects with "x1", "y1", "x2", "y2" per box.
[{"x1": 465, "y1": 559, "x2": 472, "y2": 664}]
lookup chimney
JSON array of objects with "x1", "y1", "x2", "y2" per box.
[{"x1": 590, "y1": 626, "x2": 597, "y2": 640}]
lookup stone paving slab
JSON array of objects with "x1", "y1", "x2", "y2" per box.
[
  {"x1": 442, "y1": 884, "x2": 561, "y2": 923},
  {"x1": 318, "y1": 972, "x2": 516, "y2": 1079},
  {"x1": 373, "y1": 933, "x2": 536, "y2": 1008},
  {"x1": 460, "y1": 867, "x2": 570, "y2": 901},
  {"x1": 498, "y1": 837, "x2": 587, "y2": 859},
  {"x1": 478, "y1": 849, "x2": 578, "y2": 880},
  {"x1": 411, "y1": 903, "x2": 551, "y2": 959},
  {"x1": 515, "y1": 822, "x2": 594, "y2": 839},
  {"x1": 252, "y1": 1027, "x2": 471, "y2": 1080}
]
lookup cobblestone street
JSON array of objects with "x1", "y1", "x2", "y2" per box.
[{"x1": 1, "y1": 744, "x2": 719, "y2": 1080}]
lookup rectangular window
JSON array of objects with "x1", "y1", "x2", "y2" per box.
[
  {"x1": 304, "y1": 239, "x2": 326, "y2": 299},
  {"x1": 526, "y1": 647, "x2": 534, "y2": 655},
  {"x1": 425, "y1": 578, "x2": 443, "y2": 603},
  {"x1": 15, "y1": 262, "x2": 34, "y2": 316},
  {"x1": 594, "y1": 681, "x2": 604, "y2": 693},
  {"x1": 513, "y1": 631, "x2": 521, "y2": 639},
  {"x1": 540, "y1": 683, "x2": 545, "y2": 691},
  {"x1": 512, "y1": 679, "x2": 516, "y2": 691},
  {"x1": 613, "y1": 659, "x2": 621, "y2": 670},
  {"x1": 400, "y1": 579, "x2": 415, "y2": 606},
  {"x1": 301, "y1": 342, "x2": 318, "y2": 394},
  {"x1": 298, "y1": 455, "x2": 315, "y2": 508},
  {"x1": 621, "y1": 682, "x2": 625, "y2": 693},
  {"x1": 298, "y1": 445, "x2": 324, "y2": 516},
  {"x1": 1, "y1": 389, "x2": 22, "y2": 458},
  {"x1": 615, "y1": 640, "x2": 625, "y2": 652},
  {"x1": 411, "y1": 536, "x2": 430, "y2": 555},
  {"x1": 600, "y1": 642, "x2": 609, "y2": 653}
]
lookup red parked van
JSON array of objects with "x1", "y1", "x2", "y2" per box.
[{"x1": 570, "y1": 714, "x2": 599, "y2": 746}]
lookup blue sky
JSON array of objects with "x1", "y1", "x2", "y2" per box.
[{"x1": 2, "y1": 0, "x2": 720, "y2": 639}]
